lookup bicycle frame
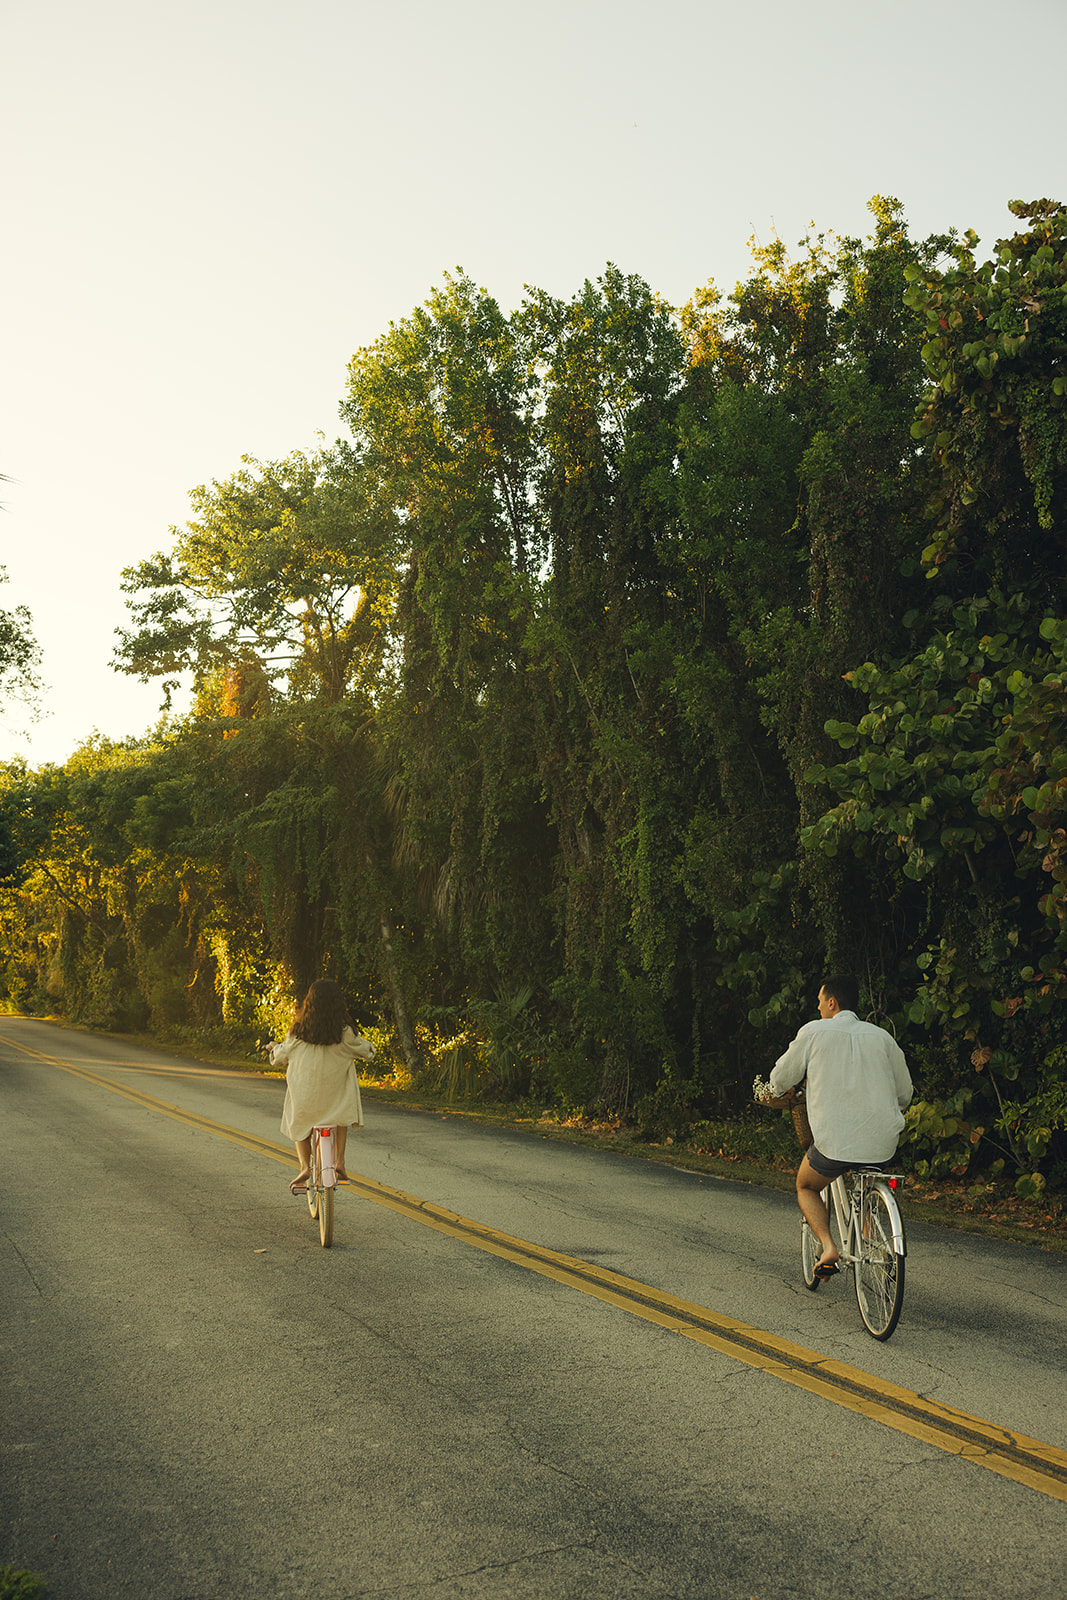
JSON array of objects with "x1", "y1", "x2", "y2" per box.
[
  {"x1": 314, "y1": 1126, "x2": 337, "y2": 1190},
  {"x1": 827, "y1": 1169, "x2": 906, "y2": 1262},
  {"x1": 804, "y1": 1165, "x2": 907, "y2": 1339}
]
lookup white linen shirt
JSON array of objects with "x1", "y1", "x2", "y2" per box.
[{"x1": 769, "y1": 1010, "x2": 913, "y2": 1163}]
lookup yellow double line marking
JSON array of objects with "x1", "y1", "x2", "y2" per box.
[{"x1": 12, "y1": 1031, "x2": 1067, "y2": 1506}]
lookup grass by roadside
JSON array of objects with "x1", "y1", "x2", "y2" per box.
[{"x1": 17, "y1": 1014, "x2": 1067, "y2": 1254}]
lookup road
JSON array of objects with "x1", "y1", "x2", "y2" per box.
[{"x1": 2, "y1": 1016, "x2": 1066, "y2": 1599}]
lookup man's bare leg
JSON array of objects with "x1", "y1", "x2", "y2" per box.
[{"x1": 797, "y1": 1155, "x2": 839, "y2": 1269}]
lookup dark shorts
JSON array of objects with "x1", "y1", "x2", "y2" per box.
[{"x1": 806, "y1": 1145, "x2": 892, "y2": 1181}]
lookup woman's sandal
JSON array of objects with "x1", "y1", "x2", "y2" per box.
[{"x1": 813, "y1": 1261, "x2": 840, "y2": 1282}]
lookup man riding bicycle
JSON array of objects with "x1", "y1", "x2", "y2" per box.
[{"x1": 770, "y1": 975, "x2": 913, "y2": 1279}]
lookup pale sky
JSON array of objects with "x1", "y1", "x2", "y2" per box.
[{"x1": 4, "y1": 0, "x2": 1065, "y2": 766}]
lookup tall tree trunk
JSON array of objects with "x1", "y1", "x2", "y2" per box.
[{"x1": 380, "y1": 916, "x2": 422, "y2": 1073}]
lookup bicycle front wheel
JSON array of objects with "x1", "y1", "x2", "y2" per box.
[
  {"x1": 854, "y1": 1187, "x2": 905, "y2": 1339},
  {"x1": 307, "y1": 1138, "x2": 320, "y2": 1221},
  {"x1": 801, "y1": 1218, "x2": 821, "y2": 1289},
  {"x1": 801, "y1": 1204, "x2": 839, "y2": 1291}
]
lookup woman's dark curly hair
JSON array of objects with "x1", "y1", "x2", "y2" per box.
[{"x1": 291, "y1": 979, "x2": 352, "y2": 1046}]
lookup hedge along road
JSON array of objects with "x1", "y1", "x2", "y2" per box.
[{"x1": 2, "y1": 1019, "x2": 1066, "y2": 1600}]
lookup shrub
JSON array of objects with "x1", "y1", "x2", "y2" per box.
[{"x1": 0, "y1": 1568, "x2": 48, "y2": 1600}]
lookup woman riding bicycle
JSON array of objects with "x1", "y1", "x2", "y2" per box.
[{"x1": 269, "y1": 979, "x2": 376, "y2": 1195}]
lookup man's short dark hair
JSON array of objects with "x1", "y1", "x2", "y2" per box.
[{"x1": 822, "y1": 974, "x2": 859, "y2": 1012}]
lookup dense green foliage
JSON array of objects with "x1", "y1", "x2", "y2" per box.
[
  {"x1": 0, "y1": 1567, "x2": 48, "y2": 1600},
  {"x1": 5, "y1": 197, "x2": 1067, "y2": 1194}
]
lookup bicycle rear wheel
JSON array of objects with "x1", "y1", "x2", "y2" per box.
[
  {"x1": 309, "y1": 1129, "x2": 334, "y2": 1248},
  {"x1": 854, "y1": 1187, "x2": 905, "y2": 1339}
]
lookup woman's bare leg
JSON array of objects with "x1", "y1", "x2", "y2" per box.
[{"x1": 290, "y1": 1136, "x2": 311, "y2": 1192}]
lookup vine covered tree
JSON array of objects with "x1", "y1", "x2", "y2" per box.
[{"x1": 5, "y1": 199, "x2": 1067, "y2": 1194}]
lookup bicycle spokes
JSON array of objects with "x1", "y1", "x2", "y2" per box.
[
  {"x1": 853, "y1": 1188, "x2": 904, "y2": 1340},
  {"x1": 798, "y1": 1172, "x2": 906, "y2": 1339}
]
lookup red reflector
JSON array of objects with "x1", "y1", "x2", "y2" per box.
[{"x1": 886, "y1": 1177, "x2": 899, "y2": 1190}]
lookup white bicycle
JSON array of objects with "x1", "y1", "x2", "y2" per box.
[{"x1": 802, "y1": 1166, "x2": 907, "y2": 1340}]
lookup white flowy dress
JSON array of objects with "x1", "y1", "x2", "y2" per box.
[{"x1": 272, "y1": 1026, "x2": 376, "y2": 1141}]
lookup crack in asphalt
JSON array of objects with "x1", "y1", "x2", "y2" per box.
[
  {"x1": 352, "y1": 1535, "x2": 670, "y2": 1597},
  {"x1": 0, "y1": 1226, "x2": 44, "y2": 1295}
]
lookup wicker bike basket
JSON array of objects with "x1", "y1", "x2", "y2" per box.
[{"x1": 762, "y1": 1087, "x2": 813, "y2": 1151}]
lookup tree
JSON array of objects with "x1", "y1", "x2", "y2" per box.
[
  {"x1": 12, "y1": 203, "x2": 1065, "y2": 1191},
  {"x1": 114, "y1": 449, "x2": 398, "y2": 708},
  {"x1": 670, "y1": 199, "x2": 954, "y2": 1053},
  {"x1": 801, "y1": 200, "x2": 1067, "y2": 1192},
  {"x1": 0, "y1": 562, "x2": 42, "y2": 718},
  {"x1": 343, "y1": 272, "x2": 555, "y2": 1034}
]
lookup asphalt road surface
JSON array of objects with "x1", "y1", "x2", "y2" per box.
[{"x1": 2, "y1": 1017, "x2": 1066, "y2": 1599}]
